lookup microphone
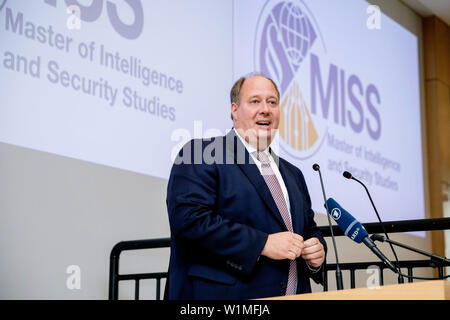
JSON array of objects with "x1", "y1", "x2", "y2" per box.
[
  {"x1": 312, "y1": 164, "x2": 344, "y2": 290},
  {"x1": 343, "y1": 171, "x2": 352, "y2": 179},
  {"x1": 342, "y1": 171, "x2": 404, "y2": 282},
  {"x1": 371, "y1": 234, "x2": 450, "y2": 264},
  {"x1": 326, "y1": 198, "x2": 398, "y2": 273}
]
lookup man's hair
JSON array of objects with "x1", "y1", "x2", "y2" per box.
[{"x1": 230, "y1": 72, "x2": 280, "y2": 120}]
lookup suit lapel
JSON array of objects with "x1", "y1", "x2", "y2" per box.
[
  {"x1": 225, "y1": 130, "x2": 287, "y2": 230},
  {"x1": 274, "y1": 152, "x2": 300, "y2": 233}
]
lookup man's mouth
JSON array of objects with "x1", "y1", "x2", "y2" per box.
[{"x1": 256, "y1": 121, "x2": 271, "y2": 127}]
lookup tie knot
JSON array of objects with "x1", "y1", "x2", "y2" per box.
[{"x1": 253, "y1": 151, "x2": 270, "y2": 164}]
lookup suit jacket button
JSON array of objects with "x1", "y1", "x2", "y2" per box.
[{"x1": 280, "y1": 282, "x2": 287, "y2": 289}]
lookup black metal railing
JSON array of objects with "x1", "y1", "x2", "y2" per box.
[
  {"x1": 109, "y1": 238, "x2": 170, "y2": 300},
  {"x1": 109, "y1": 217, "x2": 450, "y2": 300}
]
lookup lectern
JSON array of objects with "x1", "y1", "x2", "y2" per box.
[{"x1": 261, "y1": 280, "x2": 450, "y2": 300}]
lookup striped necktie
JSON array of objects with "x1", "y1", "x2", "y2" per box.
[{"x1": 253, "y1": 151, "x2": 297, "y2": 295}]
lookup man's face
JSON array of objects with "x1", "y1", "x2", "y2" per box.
[{"x1": 231, "y1": 76, "x2": 280, "y2": 149}]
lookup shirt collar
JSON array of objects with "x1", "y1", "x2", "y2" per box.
[{"x1": 233, "y1": 128, "x2": 270, "y2": 158}]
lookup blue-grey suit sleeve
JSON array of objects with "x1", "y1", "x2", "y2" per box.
[
  {"x1": 294, "y1": 166, "x2": 327, "y2": 283},
  {"x1": 295, "y1": 167, "x2": 327, "y2": 250}
]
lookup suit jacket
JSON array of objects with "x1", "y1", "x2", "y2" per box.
[{"x1": 166, "y1": 129, "x2": 327, "y2": 299}]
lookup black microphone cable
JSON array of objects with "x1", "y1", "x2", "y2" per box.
[{"x1": 342, "y1": 171, "x2": 405, "y2": 283}]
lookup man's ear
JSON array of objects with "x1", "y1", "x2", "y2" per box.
[{"x1": 231, "y1": 103, "x2": 238, "y2": 120}]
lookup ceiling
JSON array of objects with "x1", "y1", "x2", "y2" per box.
[{"x1": 401, "y1": 0, "x2": 450, "y2": 26}]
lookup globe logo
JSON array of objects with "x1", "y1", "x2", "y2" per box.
[
  {"x1": 278, "y1": 2, "x2": 316, "y2": 70},
  {"x1": 255, "y1": 0, "x2": 326, "y2": 157},
  {"x1": 331, "y1": 208, "x2": 341, "y2": 220}
]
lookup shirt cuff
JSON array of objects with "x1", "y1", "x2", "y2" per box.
[{"x1": 306, "y1": 263, "x2": 322, "y2": 273}]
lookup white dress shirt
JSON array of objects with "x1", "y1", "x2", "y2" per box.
[
  {"x1": 234, "y1": 128, "x2": 292, "y2": 224},
  {"x1": 234, "y1": 129, "x2": 321, "y2": 272}
]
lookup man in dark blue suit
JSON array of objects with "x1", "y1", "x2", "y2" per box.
[{"x1": 166, "y1": 73, "x2": 326, "y2": 299}]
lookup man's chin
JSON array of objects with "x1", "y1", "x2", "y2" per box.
[
  {"x1": 237, "y1": 127, "x2": 278, "y2": 148},
  {"x1": 255, "y1": 128, "x2": 277, "y2": 148},
  {"x1": 257, "y1": 127, "x2": 277, "y2": 136}
]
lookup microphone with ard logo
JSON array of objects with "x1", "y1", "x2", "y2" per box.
[{"x1": 326, "y1": 198, "x2": 398, "y2": 273}]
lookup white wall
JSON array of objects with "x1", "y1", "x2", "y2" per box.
[{"x1": 0, "y1": 142, "x2": 170, "y2": 299}]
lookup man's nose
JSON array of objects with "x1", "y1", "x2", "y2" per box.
[{"x1": 259, "y1": 101, "x2": 270, "y2": 114}]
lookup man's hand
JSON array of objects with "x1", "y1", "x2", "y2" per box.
[
  {"x1": 301, "y1": 237, "x2": 325, "y2": 268},
  {"x1": 261, "y1": 232, "x2": 305, "y2": 260}
]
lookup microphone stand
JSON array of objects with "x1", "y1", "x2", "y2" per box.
[
  {"x1": 313, "y1": 164, "x2": 344, "y2": 290},
  {"x1": 343, "y1": 172, "x2": 404, "y2": 283},
  {"x1": 371, "y1": 234, "x2": 450, "y2": 265}
]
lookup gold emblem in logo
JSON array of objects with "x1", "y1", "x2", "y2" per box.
[{"x1": 279, "y1": 81, "x2": 318, "y2": 151}]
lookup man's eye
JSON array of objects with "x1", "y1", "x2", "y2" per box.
[{"x1": 251, "y1": 100, "x2": 259, "y2": 104}]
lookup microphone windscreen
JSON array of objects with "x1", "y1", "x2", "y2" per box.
[
  {"x1": 326, "y1": 198, "x2": 368, "y2": 244},
  {"x1": 343, "y1": 171, "x2": 352, "y2": 179}
]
